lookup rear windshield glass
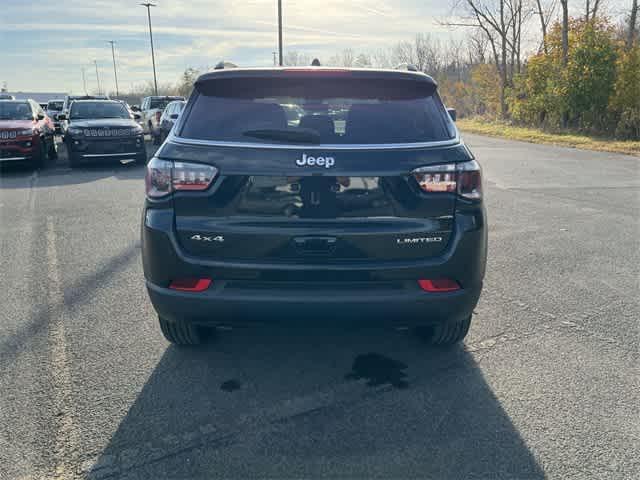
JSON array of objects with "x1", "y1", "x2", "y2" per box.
[
  {"x1": 47, "y1": 101, "x2": 63, "y2": 111},
  {"x1": 180, "y1": 78, "x2": 456, "y2": 144},
  {"x1": 70, "y1": 102, "x2": 129, "y2": 120}
]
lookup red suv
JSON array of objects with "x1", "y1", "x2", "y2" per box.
[{"x1": 0, "y1": 99, "x2": 57, "y2": 168}]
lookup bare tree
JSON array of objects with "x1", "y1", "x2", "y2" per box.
[
  {"x1": 560, "y1": 0, "x2": 569, "y2": 65},
  {"x1": 507, "y1": 0, "x2": 532, "y2": 75},
  {"x1": 445, "y1": 0, "x2": 521, "y2": 116},
  {"x1": 284, "y1": 51, "x2": 311, "y2": 66},
  {"x1": 445, "y1": 39, "x2": 466, "y2": 81},
  {"x1": 628, "y1": 0, "x2": 638, "y2": 47},
  {"x1": 467, "y1": 30, "x2": 489, "y2": 64},
  {"x1": 391, "y1": 40, "x2": 416, "y2": 66},
  {"x1": 534, "y1": 0, "x2": 558, "y2": 53},
  {"x1": 372, "y1": 48, "x2": 393, "y2": 68},
  {"x1": 341, "y1": 48, "x2": 355, "y2": 67},
  {"x1": 354, "y1": 53, "x2": 372, "y2": 68},
  {"x1": 585, "y1": 0, "x2": 604, "y2": 21}
]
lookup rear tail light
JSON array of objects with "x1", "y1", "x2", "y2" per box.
[
  {"x1": 173, "y1": 162, "x2": 218, "y2": 191},
  {"x1": 169, "y1": 278, "x2": 212, "y2": 292},
  {"x1": 145, "y1": 157, "x2": 218, "y2": 198},
  {"x1": 145, "y1": 158, "x2": 172, "y2": 198},
  {"x1": 412, "y1": 160, "x2": 482, "y2": 200},
  {"x1": 418, "y1": 279, "x2": 460, "y2": 292}
]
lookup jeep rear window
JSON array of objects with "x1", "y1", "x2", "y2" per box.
[{"x1": 179, "y1": 78, "x2": 456, "y2": 144}]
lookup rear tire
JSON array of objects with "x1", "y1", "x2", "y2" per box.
[
  {"x1": 158, "y1": 316, "x2": 213, "y2": 345},
  {"x1": 416, "y1": 315, "x2": 472, "y2": 346}
]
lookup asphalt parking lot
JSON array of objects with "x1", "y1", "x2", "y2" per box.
[{"x1": 0, "y1": 135, "x2": 638, "y2": 480}]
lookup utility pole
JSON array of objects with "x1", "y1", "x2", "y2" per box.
[
  {"x1": 140, "y1": 2, "x2": 159, "y2": 95},
  {"x1": 277, "y1": 0, "x2": 283, "y2": 66},
  {"x1": 107, "y1": 40, "x2": 119, "y2": 97},
  {"x1": 81, "y1": 68, "x2": 87, "y2": 95},
  {"x1": 94, "y1": 60, "x2": 102, "y2": 95},
  {"x1": 272, "y1": 51, "x2": 277, "y2": 66}
]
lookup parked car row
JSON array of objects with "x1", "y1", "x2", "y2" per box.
[
  {"x1": 0, "y1": 97, "x2": 146, "y2": 169},
  {"x1": 1, "y1": 92, "x2": 190, "y2": 170}
]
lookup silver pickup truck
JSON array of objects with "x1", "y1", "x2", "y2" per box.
[{"x1": 140, "y1": 96, "x2": 185, "y2": 144}]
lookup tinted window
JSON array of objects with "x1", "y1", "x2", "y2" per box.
[
  {"x1": 150, "y1": 98, "x2": 182, "y2": 109},
  {"x1": 70, "y1": 101, "x2": 129, "y2": 119},
  {"x1": 47, "y1": 101, "x2": 63, "y2": 111},
  {"x1": 180, "y1": 79, "x2": 455, "y2": 144},
  {"x1": 0, "y1": 101, "x2": 33, "y2": 120}
]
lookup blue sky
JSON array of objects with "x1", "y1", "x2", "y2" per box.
[{"x1": 1, "y1": 0, "x2": 462, "y2": 94}]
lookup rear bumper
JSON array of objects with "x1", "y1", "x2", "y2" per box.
[
  {"x1": 147, "y1": 279, "x2": 482, "y2": 327},
  {"x1": 142, "y1": 207, "x2": 487, "y2": 327}
]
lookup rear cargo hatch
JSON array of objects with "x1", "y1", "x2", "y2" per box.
[{"x1": 161, "y1": 69, "x2": 468, "y2": 262}]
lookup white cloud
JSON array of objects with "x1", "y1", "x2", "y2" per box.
[{"x1": 1, "y1": 0, "x2": 469, "y2": 92}]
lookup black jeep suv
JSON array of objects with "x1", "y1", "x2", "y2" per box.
[
  {"x1": 142, "y1": 67, "x2": 486, "y2": 345},
  {"x1": 60, "y1": 100, "x2": 146, "y2": 167}
]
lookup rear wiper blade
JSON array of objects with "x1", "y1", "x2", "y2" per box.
[{"x1": 242, "y1": 128, "x2": 321, "y2": 144}]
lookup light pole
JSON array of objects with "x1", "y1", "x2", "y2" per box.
[
  {"x1": 140, "y1": 2, "x2": 158, "y2": 95},
  {"x1": 81, "y1": 68, "x2": 88, "y2": 95},
  {"x1": 107, "y1": 40, "x2": 119, "y2": 97},
  {"x1": 277, "y1": 0, "x2": 283, "y2": 66},
  {"x1": 94, "y1": 60, "x2": 102, "y2": 95}
]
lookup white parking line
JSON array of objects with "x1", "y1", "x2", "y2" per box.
[{"x1": 46, "y1": 216, "x2": 78, "y2": 479}]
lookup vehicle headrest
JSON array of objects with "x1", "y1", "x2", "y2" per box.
[{"x1": 298, "y1": 114, "x2": 335, "y2": 138}]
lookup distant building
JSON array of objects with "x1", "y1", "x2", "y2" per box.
[{"x1": 5, "y1": 92, "x2": 68, "y2": 103}]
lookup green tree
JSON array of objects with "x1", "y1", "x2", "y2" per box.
[
  {"x1": 565, "y1": 20, "x2": 618, "y2": 131},
  {"x1": 610, "y1": 45, "x2": 640, "y2": 138}
]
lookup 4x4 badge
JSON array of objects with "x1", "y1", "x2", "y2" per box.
[{"x1": 190, "y1": 234, "x2": 224, "y2": 242}]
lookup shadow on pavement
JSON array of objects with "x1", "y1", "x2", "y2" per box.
[
  {"x1": 88, "y1": 327, "x2": 544, "y2": 479},
  {"x1": 0, "y1": 244, "x2": 139, "y2": 364}
]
